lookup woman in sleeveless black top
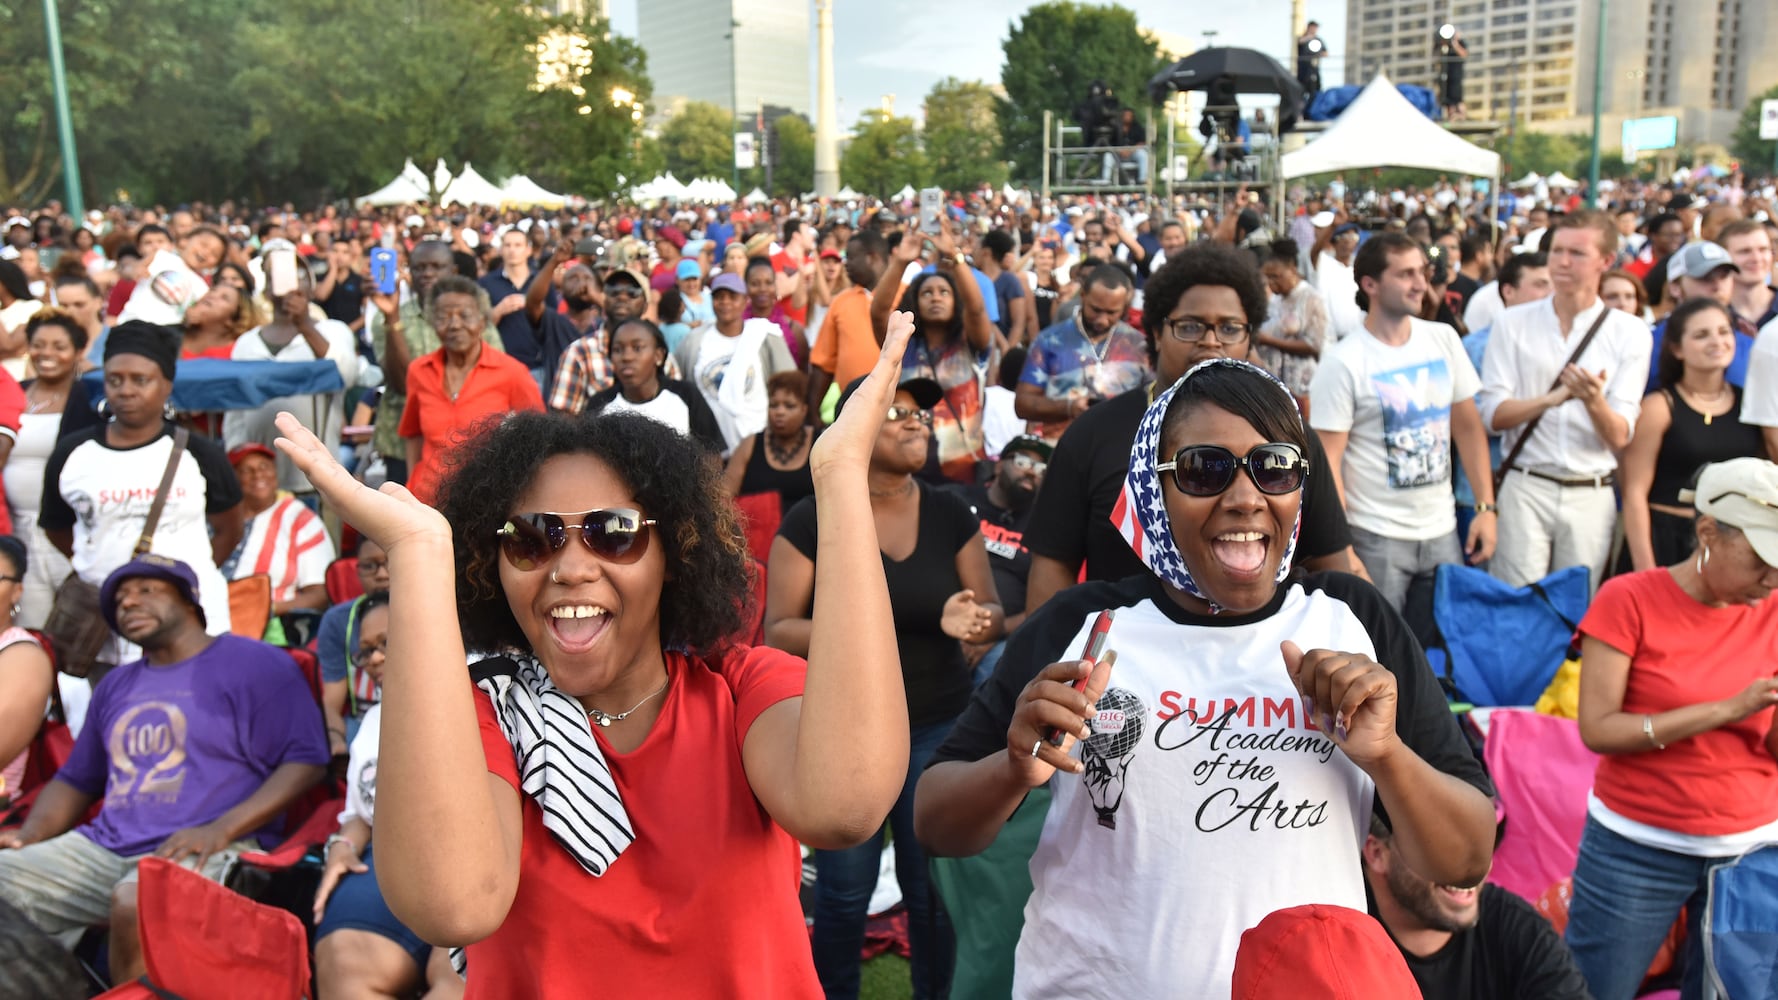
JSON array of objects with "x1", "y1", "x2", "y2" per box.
[
  {"x1": 722, "y1": 370, "x2": 815, "y2": 510},
  {"x1": 1620, "y1": 299, "x2": 1768, "y2": 572},
  {"x1": 1026, "y1": 246, "x2": 1068, "y2": 332}
]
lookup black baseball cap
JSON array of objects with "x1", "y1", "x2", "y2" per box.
[
  {"x1": 837, "y1": 374, "x2": 944, "y2": 415},
  {"x1": 1001, "y1": 434, "x2": 1052, "y2": 461}
]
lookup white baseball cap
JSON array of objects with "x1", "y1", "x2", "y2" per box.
[{"x1": 1685, "y1": 458, "x2": 1778, "y2": 567}]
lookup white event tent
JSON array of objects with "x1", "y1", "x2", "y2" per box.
[
  {"x1": 356, "y1": 159, "x2": 431, "y2": 207},
  {"x1": 439, "y1": 163, "x2": 506, "y2": 207},
  {"x1": 1282, "y1": 74, "x2": 1500, "y2": 232},
  {"x1": 500, "y1": 174, "x2": 568, "y2": 209}
]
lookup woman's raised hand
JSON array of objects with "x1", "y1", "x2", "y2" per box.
[
  {"x1": 273, "y1": 411, "x2": 449, "y2": 554},
  {"x1": 940, "y1": 589, "x2": 994, "y2": 641},
  {"x1": 810, "y1": 309, "x2": 914, "y2": 477}
]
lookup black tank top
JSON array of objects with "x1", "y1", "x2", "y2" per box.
[
  {"x1": 738, "y1": 431, "x2": 815, "y2": 510},
  {"x1": 1651, "y1": 387, "x2": 1766, "y2": 507},
  {"x1": 1031, "y1": 276, "x2": 1062, "y2": 330}
]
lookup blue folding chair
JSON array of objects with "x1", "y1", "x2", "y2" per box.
[
  {"x1": 1704, "y1": 843, "x2": 1778, "y2": 1000},
  {"x1": 1431, "y1": 564, "x2": 1589, "y2": 707}
]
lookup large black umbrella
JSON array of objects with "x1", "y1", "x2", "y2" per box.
[{"x1": 1148, "y1": 46, "x2": 1304, "y2": 131}]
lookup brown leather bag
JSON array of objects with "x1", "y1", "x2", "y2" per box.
[{"x1": 41, "y1": 427, "x2": 189, "y2": 676}]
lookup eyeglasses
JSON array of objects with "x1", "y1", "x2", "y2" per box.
[
  {"x1": 1156, "y1": 443, "x2": 1308, "y2": 497},
  {"x1": 352, "y1": 640, "x2": 387, "y2": 668},
  {"x1": 1006, "y1": 453, "x2": 1047, "y2": 475},
  {"x1": 496, "y1": 507, "x2": 658, "y2": 571},
  {"x1": 605, "y1": 286, "x2": 643, "y2": 298},
  {"x1": 356, "y1": 558, "x2": 388, "y2": 575},
  {"x1": 886, "y1": 406, "x2": 934, "y2": 426},
  {"x1": 1164, "y1": 319, "x2": 1252, "y2": 345}
]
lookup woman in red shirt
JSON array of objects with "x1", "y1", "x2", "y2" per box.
[
  {"x1": 271, "y1": 312, "x2": 922, "y2": 999},
  {"x1": 1569, "y1": 457, "x2": 1778, "y2": 1000},
  {"x1": 397, "y1": 275, "x2": 544, "y2": 505}
]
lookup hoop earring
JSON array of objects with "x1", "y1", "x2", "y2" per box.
[
  {"x1": 163, "y1": 403, "x2": 177, "y2": 420},
  {"x1": 1696, "y1": 545, "x2": 1710, "y2": 575}
]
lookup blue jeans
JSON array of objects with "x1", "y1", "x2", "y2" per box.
[
  {"x1": 1564, "y1": 815, "x2": 1731, "y2": 1000},
  {"x1": 970, "y1": 641, "x2": 1006, "y2": 690},
  {"x1": 811, "y1": 718, "x2": 956, "y2": 1000}
]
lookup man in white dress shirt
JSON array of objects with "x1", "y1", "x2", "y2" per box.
[{"x1": 1477, "y1": 211, "x2": 1651, "y2": 591}]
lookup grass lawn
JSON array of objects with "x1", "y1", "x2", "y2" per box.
[{"x1": 859, "y1": 953, "x2": 911, "y2": 999}]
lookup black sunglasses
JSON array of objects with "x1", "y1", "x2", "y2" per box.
[
  {"x1": 496, "y1": 508, "x2": 658, "y2": 571},
  {"x1": 1156, "y1": 443, "x2": 1308, "y2": 497}
]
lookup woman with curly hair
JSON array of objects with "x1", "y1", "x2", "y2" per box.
[{"x1": 270, "y1": 313, "x2": 920, "y2": 999}]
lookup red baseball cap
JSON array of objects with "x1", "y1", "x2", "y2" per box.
[
  {"x1": 1231, "y1": 904, "x2": 1421, "y2": 1000},
  {"x1": 228, "y1": 442, "x2": 277, "y2": 466}
]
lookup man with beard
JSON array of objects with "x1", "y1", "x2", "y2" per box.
[
  {"x1": 808, "y1": 230, "x2": 891, "y2": 422},
  {"x1": 949, "y1": 434, "x2": 1048, "y2": 685},
  {"x1": 0, "y1": 556, "x2": 327, "y2": 987},
  {"x1": 546, "y1": 264, "x2": 667, "y2": 415},
  {"x1": 527, "y1": 239, "x2": 604, "y2": 397},
  {"x1": 1015, "y1": 262, "x2": 1147, "y2": 441},
  {"x1": 367, "y1": 239, "x2": 499, "y2": 484},
  {"x1": 1364, "y1": 816, "x2": 1590, "y2": 999}
]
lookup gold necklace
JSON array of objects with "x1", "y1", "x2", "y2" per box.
[{"x1": 1678, "y1": 383, "x2": 1729, "y2": 425}]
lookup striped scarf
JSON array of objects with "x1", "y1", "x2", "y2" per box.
[{"x1": 471, "y1": 654, "x2": 636, "y2": 873}]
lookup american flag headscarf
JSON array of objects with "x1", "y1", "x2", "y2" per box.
[{"x1": 1112, "y1": 359, "x2": 1304, "y2": 614}]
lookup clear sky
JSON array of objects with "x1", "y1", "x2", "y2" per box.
[{"x1": 606, "y1": 1, "x2": 1349, "y2": 127}]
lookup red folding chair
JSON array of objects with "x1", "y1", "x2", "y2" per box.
[
  {"x1": 97, "y1": 857, "x2": 310, "y2": 1000},
  {"x1": 323, "y1": 557, "x2": 363, "y2": 606}
]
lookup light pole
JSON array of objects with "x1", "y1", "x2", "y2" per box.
[
  {"x1": 42, "y1": 0, "x2": 84, "y2": 218},
  {"x1": 727, "y1": 17, "x2": 742, "y2": 192},
  {"x1": 1585, "y1": 0, "x2": 1607, "y2": 208}
]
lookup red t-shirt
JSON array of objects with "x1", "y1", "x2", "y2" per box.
[
  {"x1": 467, "y1": 645, "x2": 818, "y2": 999},
  {"x1": 771, "y1": 250, "x2": 808, "y2": 325},
  {"x1": 1580, "y1": 568, "x2": 1778, "y2": 836},
  {"x1": 397, "y1": 344, "x2": 544, "y2": 504}
]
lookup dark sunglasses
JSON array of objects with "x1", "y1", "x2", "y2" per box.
[
  {"x1": 1156, "y1": 443, "x2": 1308, "y2": 497},
  {"x1": 605, "y1": 285, "x2": 644, "y2": 298},
  {"x1": 496, "y1": 508, "x2": 658, "y2": 571}
]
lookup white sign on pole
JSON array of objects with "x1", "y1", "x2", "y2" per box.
[
  {"x1": 1761, "y1": 100, "x2": 1778, "y2": 141},
  {"x1": 735, "y1": 132, "x2": 757, "y2": 169}
]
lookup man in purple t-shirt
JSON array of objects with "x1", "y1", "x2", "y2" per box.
[{"x1": 0, "y1": 555, "x2": 328, "y2": 986}]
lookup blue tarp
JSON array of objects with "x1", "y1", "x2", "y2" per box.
[
  {"x1": 1307, "y1": 83, "x2": 1440, "y2": 122},
  {"x1": 82, "y1": 359, "x2": 344, "y2": 413},
  {"x1": 1707, "y1": 844, "x2": 1778, "y2": 999},
  {"x1": 1433, "y1": 564, "x2": 1590, "y2": 707}
]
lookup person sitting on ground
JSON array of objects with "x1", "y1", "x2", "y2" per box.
[
  {"x1": 221, "y1": 443, "x2": 335, "y2": 618},
  {"x1": 313, "y1": 594, "x2": 463, "y2": 1000},
  {"x1": 266, "y1": 311, "x2": 922, "y2": 998},
  {"x1": 0, "y1": 555, "x2": 328, "y2": 986},
  {"x1": 586, "y1": 319, "x2": 724, "y2": 453},
  {"x1": 1364, "y1": 813, "x2": 1591, "y2": 999},
  {"x1": 319, "y1": 537, "x2": 390, "y2": 757}
]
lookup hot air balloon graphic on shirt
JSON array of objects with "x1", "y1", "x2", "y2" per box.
[{"x1": 1081, "y1": 687, "x2": 1146, "y2": 829}]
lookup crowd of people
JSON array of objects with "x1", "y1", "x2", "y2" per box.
[{"x1": 0, "y1": 160, "x2": 1773, "y2": 1000}]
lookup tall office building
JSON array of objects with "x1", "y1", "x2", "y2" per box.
[
  {"x1": 638, "y1": 0, "x2": 811, "y2": 122},
  {"x1": 1342, "y1": 0, "x2": 1778, "y2": 145}
]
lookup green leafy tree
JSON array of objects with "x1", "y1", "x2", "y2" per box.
[
  {"x1": 660, "y1": 101, "x2": 737, "y2": 182},
  {"x1": 924, "y1": 78, "x2": 1006, "y2": 191},
  {"x1": 1730, "y1": 85, "x2": 1778, "y2": 176},
  {"x1": 770, "y1": 114, "x2": 815, "y2": 197},
  {"x1": 512, "y1": 13, "x2": 654, "y2": 201},
  {"x1": 841, "y1": 110, "x2": 925, "y2": 197},
  {"x1": 997, "y1": 2, "x2": 1167, "y2": 182}
]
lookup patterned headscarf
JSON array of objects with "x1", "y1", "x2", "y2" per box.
[{"x1": 1111, "y1": 359, "x2": 1304, "y2": 614}]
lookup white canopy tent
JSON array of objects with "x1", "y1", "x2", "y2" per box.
[
  {"x1": 1512, "y1": 172, "x2": 1544, "y2": 188},
  {"x1": 685, "y1": 177, "x2": 738, "y2": 202},
  {"x1": 356, "y1": 159, "x2": 430, "y2": 207},
  {"x1": 1544, "y1": 171, "x2": 1578, "y2": 189},
  {"x1": 439, "y1": 163, "x2": 506, "y2": 207},
  {"x1": 1281, "y1": 74, "x2": 1500, "y2": 241},
  {"x1": 432, "y1": 159, "x2": 453, "y2": 194},
  {"x1": 1281, "y1": 75, "x2": 1500, "y2": 180},
  {"x1": 743, "y1": 187, "x2": 769, "y2": 205},
  {"x1": 835, "y1": 185, "x2": 861, "y2": 200},
  {"x1": 893, "y1": 184, "x2": 917, "y2": 202},
  {"x1": 500, "y1": 174, "x2": 567, "y2": 209},
  {"x1": 630, "y1": 172, "x2": 689, "y2": 202}
]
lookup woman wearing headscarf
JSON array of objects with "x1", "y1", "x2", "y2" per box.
[
  {"x1": 39, "y1": 322, "x2": 243, "y2": 663},
  {"x1": 915, "y1": 359, "x2": 1494, "y2": 997}
]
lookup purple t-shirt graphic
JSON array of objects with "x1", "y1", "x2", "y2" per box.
[{"x1": 56, "y1": 634, "x2": 330, "y2": 856}]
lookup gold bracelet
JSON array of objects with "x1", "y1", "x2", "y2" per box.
[{"x1": 1643, "y1": 714, "x2": 1665, "y2": 750}]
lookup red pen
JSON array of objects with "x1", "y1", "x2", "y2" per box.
[{"x1": 1047, "y1": 609, "x2": 1114, "y2": 748}]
